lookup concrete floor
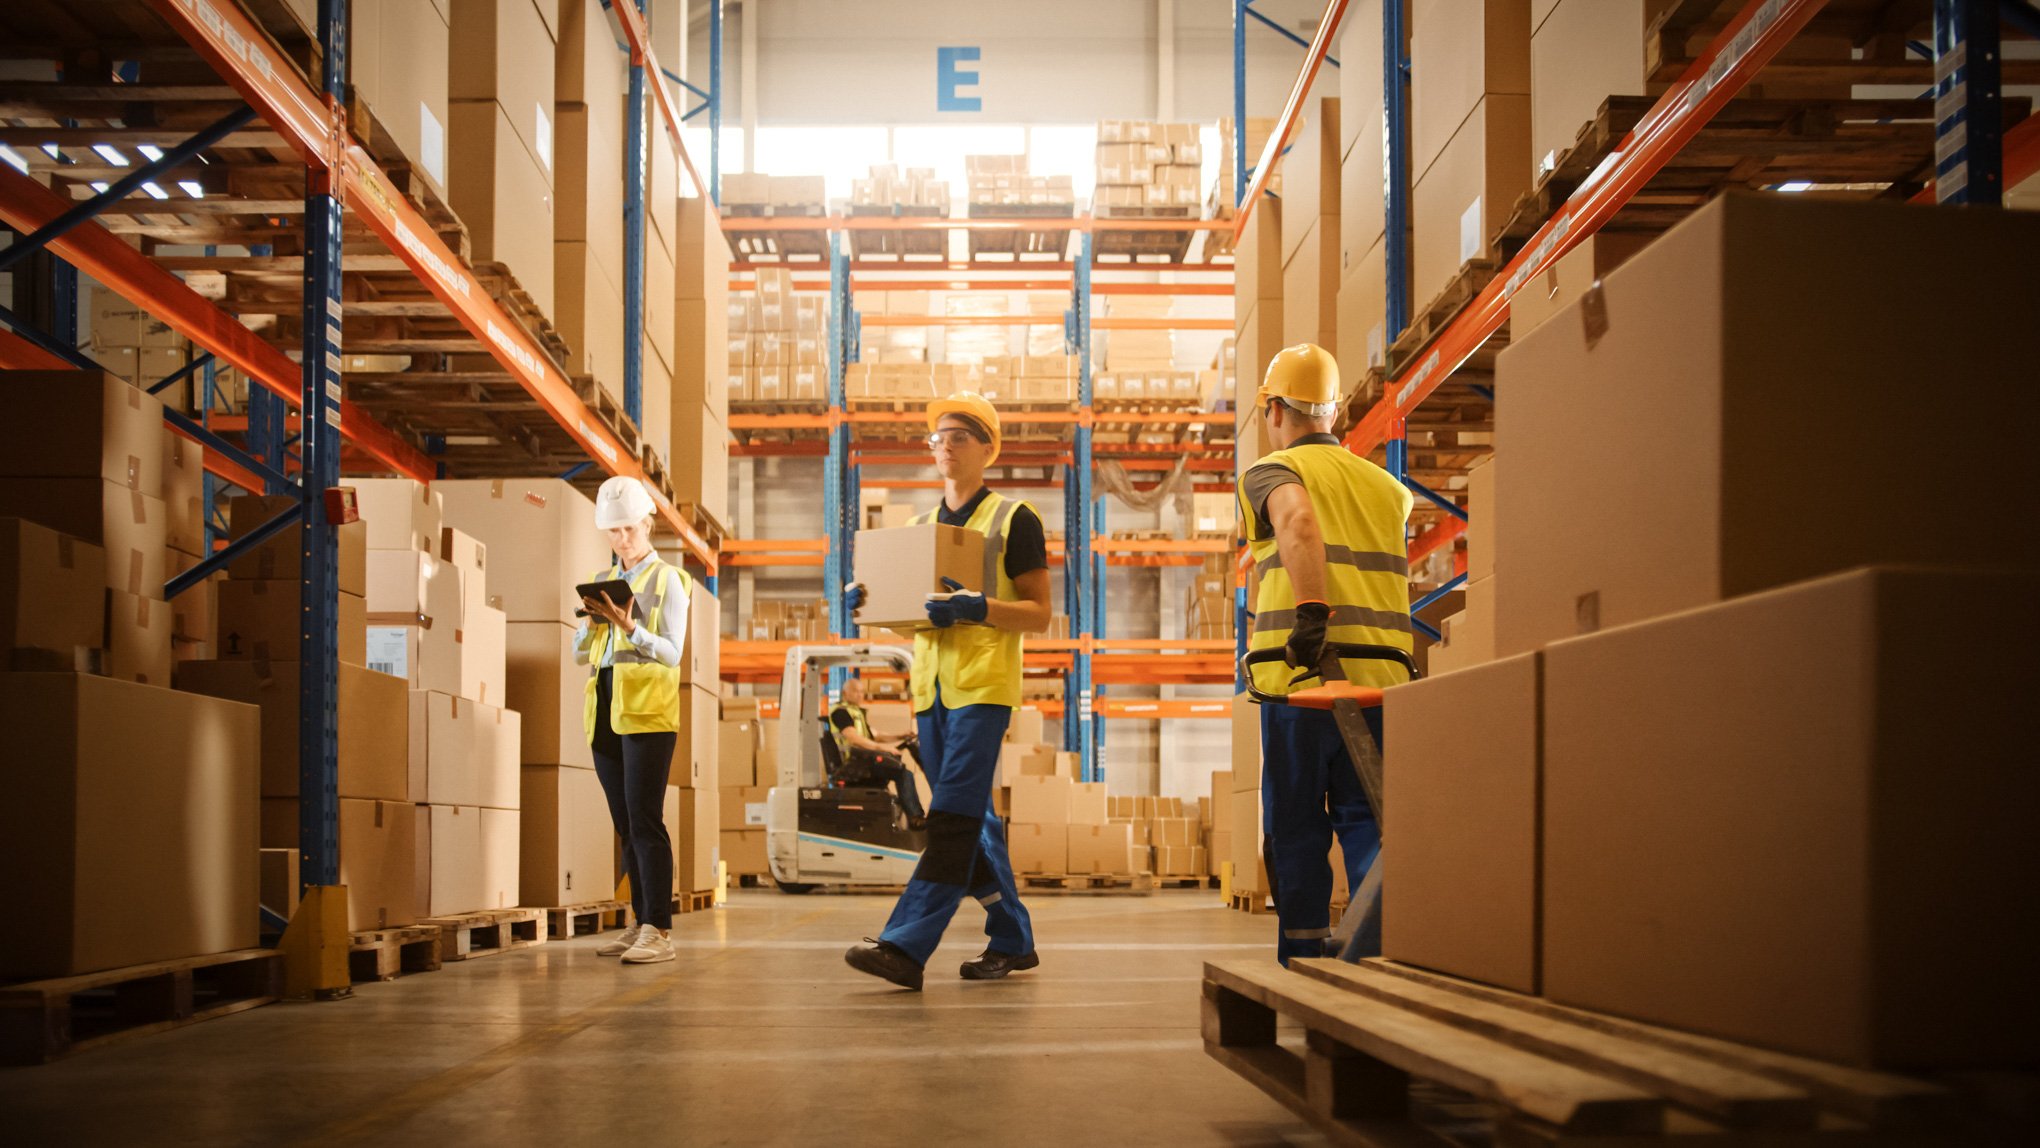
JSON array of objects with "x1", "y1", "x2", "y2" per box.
[{"x1": 0, "y1": 889, "x2": 1327, "y2": 1146}]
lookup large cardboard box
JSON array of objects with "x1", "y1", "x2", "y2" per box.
[
  {"x1": 1494, "y1": 195, "x2": 2040, "y2": 657},
  {"x1": 217, "y1": 580, "x2": 367, "y2": 666},
  {"x1": 352, "y1": 0, "x2": 452, "y2": 195},
  {"x1": 1334, "y1": 239, "x2": 1388, "y2": 389},
  {"x1": 1007, "y1": 822, "x2": 1068, "y2": 875},
  {"x1": 226, "y1": 494, "x2": 367, "y2": 597},
  {"x1": 1336, "y1": 0, "x2": 1387, "y2": 245},
  {"x1": 1233, "y1": 197, "x2": 1283, "y2": 305},
  {"x1": 1066, "y1": 822, "x2": 1137, "y2": 876},
  {"x1": 1280, "y1": 99, "x2": 1341, "y2": 266},
  {"x1": 105, "y1": 588, "x2": 173, "y2": 686},
  {"x1": 668, "y1": 786, "x2": 718, "y2": 892},
  {"x1": 0, "y1": 478, "x2": 166, "y2": 600},
  {"x1": 447, "y1": 100, "x2": 555, "y2": 317},
  {"x1": 448, "y1": 0, "x2": 556, "y2": 178},
  {"x1": 1382, "y1": 651, "x2": 1540, "y2": 993},
  {"x1": 720, "y1": 828, "x2": 769, "y2": 875},
  {"x1": 680, "y1": 581, "x2": 719, "y2": 687},
  {"x1": 175, "y1": 659, "x2": 409, "y2": 801},
  {"x1": 668, "y1": 401, "x2": 730, "y2": 529},
  {"x1": 1008, "y1": 775, "x2": 1073, "y2": 825},
  {"x1": 555, "y1": 0, "x2": 618, "y2": 103},
  {"x1": 1506, "y1": 231, "x2": 1654, "y2": 339},
  {"x1": 851, "y1": 524, "x2": 987, "y2": 631},
  {"x1": 1280, "y1": 216, "x2": 1340, "y2": 354},
  {"x1": 518, "y1": 762, "x2": 612, "y2": 909},
  {"x1": 506, "y1": 621, "x2": 591, "y2": 768},
  {"x1": 555, "y1": 242, "x2": 626, "y2": 401},
  {"x1": 672, "y1": 684, "x2": 719, "y2": 789},
  {"x1": 554, "y1": 97, "x2": 627, "y2": 285},
  {"x1": 435, "y1": 479, "x2": 606, "y2": 624},
  {"x1": 675, "y1": 296, "x2": 730, "y2": 424},
  {"x1": 1411, "y1": 94, "x2": 1531, "y2": 308},
  {"x1": 480, "y1": 807, "x2": 521, "y2": 910},
  {"x1": 1465, "y1": 456, "x2": 1497, "y2": 582},
  {"x1": 351, "y1": 478, "x2": 442, "y2": 554},
  {"x1": 0, "y1": 370, "x2": 163, "y2": 496},
  {"x1": 1409, "y1": 0, "x2": 1532, "y2": 180},
  {"x1": 417, "y1": 803, "x2": 486, "y2": 917},
  {"x1": 0, "y1": 674, "x2": 258, "y2": 978},
  {"x1": 0, "y1": 518, "x2": 105, "y2": 660},
  {"x1": 261, "y1": 797, "x2": 419, "y2": 930},
  {"x1": 410, "y1": 691, "x2": 520, "y2": 808},
  {"x1": 161, "y1": 431, "x2": 205, "y2": 557},
  {"x1": 718, "y1": 718, "x2": 759, "y2": 790},
  {"x1": 1529, "y1": 0, "x2": 1656, "y2": 181},
  {"x1": 1542, "y1": 567, "x2": 2039, "y2": 1068},
  {"x1": 456, "y1": 602, "x2": 509, "y2": 707}
]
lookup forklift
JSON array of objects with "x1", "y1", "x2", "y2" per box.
[{"x1": 764, "y1": 643, "x2": 928, "y2": 893}]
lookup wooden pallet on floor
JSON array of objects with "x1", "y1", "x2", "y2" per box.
[
  {"x1": 1155, "y1": 875, "x2": 1213, "y2": 889},
  {"x1": 1018, "y1": 873, "x2": 1155, "y2": 894},
  {"x1": 422, "y1": 908, "x2": 548, "y2": 962},
  {"x1": 348, "y1": 925, "x2": 443, "y2": 983},
  {"x1": 1203, "y1": 956, "x2": 1966, "y2": 1147},
  {"x1": 1229, "y1": 890, "x2": 1274, "y2": 915},
  {"x1": 676, "y1": 889, "x2": 717, "y2": 914},
  {"x1": 0, "y1": 949, "x2": 282, "y2": 1066},
  {"x1": 544, "y1": 901, "x2": 631, "y2": 939}
]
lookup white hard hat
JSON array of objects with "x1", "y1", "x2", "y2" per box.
[{"x1": 594, "y1": 476, "x2": 658, "y2": 529}]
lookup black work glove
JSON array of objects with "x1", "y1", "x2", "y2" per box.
[{"x1": 1284, "y1": 600, "x2": 1331, "y2": 676}]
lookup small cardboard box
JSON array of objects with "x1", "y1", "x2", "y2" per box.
[
  {"x1": 0, "y1": 518, "x2": 105, "y2": 659},
  {"x1": 720, "y1": 828, "x2": 769, "y2": 875},
  {"x1": 1068, "y1": 781, "x2": 1109, "y2": 826},
  {"x1": 718, "y1": 719, "x2": 759, "y2": 788},
  {"x1": 1067, "y1": 822, "x2": 1136, "y2": 876},
  {"x1": 851, "y1": 523, "x2": 986, "y2": 631},
  {"x1": 1007, "y1": 823, "x2": 1068, "y2": 874},
  {"x1": 1008, "y1": 775, "x2": 1073, "y2": 825}
]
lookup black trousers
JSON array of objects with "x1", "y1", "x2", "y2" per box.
[
  {"x1": 849, "y1": 747, "x2": 926, "y2": 820},
  {"x1": 591, "y1": 668, "x2": 676, "y2": 929}
]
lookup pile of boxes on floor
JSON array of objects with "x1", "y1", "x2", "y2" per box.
[
  {"x1": 715, "y1": 695, "x2": 775, "y2": 882},
  {"x1": 1383, "y1": 194, "x2": 2038, "y2": 1070},
  {"x1": 726, "y1": 268, "x2": 827, "y2": 406},
  {"x1": 1107, "y1": 796, "x2": 1213, "y2": 881},
  {"x1": 1224, "y1": 695, "x2": 1352, "y2": 911},
  {"x1": 997, "y1": 710, "x2": 1132, "y2": 879},
  {"x1": 1093, "y1": 121, "x2": 1203, "y2": 216}
]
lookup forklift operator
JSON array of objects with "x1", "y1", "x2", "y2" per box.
[
  {"x1": 839, "y1": 392, "x2": 1053, "y2": 991},
  {"x1": 830, "y1": 676, "x2": 927, "y2": 828},
  {"x1": 1238, "y1": 344, "x2": 1414, "y2": 966}
]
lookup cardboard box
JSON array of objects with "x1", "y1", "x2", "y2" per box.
[
  {"x1": 0, "y1": 518, "x2": 105, "y2": 659},
  {"x1": 1530, "y1": 0, "x2": 1655, "y2": 180},
  {"x1": 1231, "y1": 693, "x2": 1261, "y2": 793},
  {"x1": 0, "y1": 478, "x2": 166, "y2": 600},
  {"x1": 554, "y1": 99, "x2": 627, "y2": 282},
  {"x1": 1280, "y1": 99, "x2": 1341, "y2": 266},
  {"x1": 217, "y1": 580, "x2": 367, "y2": 666},
  {"x1": 1335, "y1": 240, "x2": 1388, "y2": 387},
  {"x1": 351, "y1": 0, "x2": 451, "y2": 194},
  {"x1": 176, "y1": 659, "x2": 410, "y2": 801},
  {"x1": 417, "y1": 803, "x2": 486, "y2": 917},
  {"x1": 0, "y1": 673, "x2": 258, "y2": 978},
  {"x1": 161, "y1": 431, "x2": 205, "y2": 557},
  {"x1": 447, "y1": 99, "x2": 555, "y2": 316},
  {"x1": 434, "y1": 479, "x2": 607, "y2": 623},
  {"x1": 720, "y1": 828, "x2": 769, "y2": 875},
  {"x1": 351, "y1": 478, "x2": 442, "y2": 554},
  {"x1": 679, "y1": 580, "x2": 718, "y2": 687},
  {"x1": 667, "y1": 402, "x2": 730, "y2": 529},
  {"x1": 105, "y1": 588, "x2": 173, "y2": 686},
  {"x1": 1465, "y1": 456, "x2": 1497, "y2": 581},
  {"x1": 1006, "y1": 707, "x2": 1045, "y2": 745},
  {"x1": 1493, "y1": 195, "x2": 2040, "y2": 657},
  {"x1": 1382, "y1": 651, "x2": 1540, "y2": 993},
  {"x1": 718, "y1": 719, "x2": 759, "y2": 789},
  {"x1": 448, "y1": 0, "x2": 556, "y2": 177},
  {"x1": 1068, "y1": 781, "x2": 1108, "y2": 826},
  {"x1": 672, "y1": 684, "x2": 720, "y2": 789},
  {"x1": 1228, "y1": 775, "x2": 1266, "y2": 893},
  {"x1": 554, "y1": 242, "x2": 627, "y2": 398},
  {"x1": 851, "y1": 524, "x2": 987, "y2": 631},
  {"x1": 479, "y1": 806, "x2": 521, "y2": 910},
  {"x1": 1281, "y1": 216, "x2": 1341, "y2": 353},
  {"x1": 555, "y1": 0, "x2": 618, "y2": 103},
  {"x1": 86, "y1": 297, "x2": 181, "y2": 348},
  {"x1": 1506, "y1": 231, "x2": 1654, "y2": 338},
  {"x1": 1155, "y1": 845, "x2": 1201, "y2": 876},
  {"x1": 506, "y1": 621, "x2": 591, "y2": 768},
  {"x1": 277, "y1": 797, "x2": 420, "y2": 931},
  {"x1": 0, "y1": 370, "x2": 163, "y2": 496},
  {"x1": 1411, "y1": 94, "x2": 1531, "y2": 308},
  {"x1": 1067, "y1": 822, "x2": 1137, "y2": 876},
  {"x1": 668, "y1": 786, "x2": 718, "y2": 892},
  {"x1": 409, "y1": 691, "x2": 519, "y2": 808},
  {"x1": 1008, "y1": 775, "x2": 1073, "y2": 825},
  {"x1": 1007, "y1": 823, "x2": 1068, "y2": 874},
  {"x1": 1410, "y1": 0, "x2": 1532, "y2": 180},
  {"x1": 365, "y1": 548, "x2": 460, "y2": 623},
  {"x1": 1542, "y1": 567, "x2": 2039, "y2": 1068},
  {"x1": 226, "y1": 494, "x2": 367, "y2": 597}
]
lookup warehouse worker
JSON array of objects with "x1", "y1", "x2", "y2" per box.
[
  {"x1": 831, "y1": 676, "x2": 928, "y2": 828},
  {"x1": 1238, "y1": 344, "x2": 1413, "y2": 966},
  {"x1": 840, "y1": 392, "x2": 1051, "y2": 990},
  {"x1": 577, "y1": 476, "x2": 690, "y2": 966}
]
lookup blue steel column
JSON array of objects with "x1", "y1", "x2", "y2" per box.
[
  {"x1": 1933, "y1": 0, "x2": 2003, "y2": 205},
  {"x1": 1068, "y1": 234, "x2": 1096, "y2": 781},
  {"x1": 824, "y1": 235, "x2": 847, "y2": 640},
  {"x1": 623, "y1": 1, "x2": 649, "y2": 425},
  {"x1": 1383, "y1": 0, "x2": 1413, "y2": 490},
  {"x1": 297, "y1": 0, "x2": 348, "y2": 889},
  {"x1": 709, "y1": 0, "x2": 723, "y2": 204},
  {"x1": 1233, "y1": 1, "x2": 1248, "y2": 208}
]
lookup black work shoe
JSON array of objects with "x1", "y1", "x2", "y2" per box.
[
  {"x1": 845, "y1": 938, "x2": 924, "y2": 991},
  {"x1": 959, "y1": 948, "x2": 1040, "y2": 980}
]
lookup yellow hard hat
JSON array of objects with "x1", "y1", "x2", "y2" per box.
[
  {"x1": 1256, "y1": 343, "x2": 1341, "y2": 415},
  {"x1": 927, "y1": 391, "x2": 1003, "y2": 464}
]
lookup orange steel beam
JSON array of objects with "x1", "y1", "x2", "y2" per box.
[
  {"x1": 1092, "y1": 538, "x2": 1234, "y2": 554},
  {"x1": 727, "y1": 215, "x2": 1235, "y2": 233},
  {"x1": 722, "y1": 538, "x2": 828, "y2": 552},
  {"x1": 1100, "y1": 698, "x2": 1234, "y2": 719},
  {"x1": 1911, "y1": 114, "x2": 2040, "y2": 202},
  {"x1": 1407, "y1": 516, "x2": 1466, "y2": 566},
  {"x1": 1093, "y1": 316, "x2": 1233, "y2": 330},
  {"x1": 721, "y1": 554, "x2": 825, "y2": 567},
  {"x1": 1235, "y1": 0, "x2": 1351, "y2": 241},
  {"x1": 859, "y1": 314, "x2": 1068, "y2": 326},
  {"x1": 611, "y1": 0, "x2": 718, "y2": 213}
]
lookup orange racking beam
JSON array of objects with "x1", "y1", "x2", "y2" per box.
[
  {"x1": 1911, "y1": 114, "x2": 2040, "y2": 203},
  {"x1": 610, "y1": 0, "x2": 718, "y2": 212},
  {"x1": 1407, "y1": 516, "x2": 1466, "y2": 566},
  {"x1": 728, "y1": 215, "x2": 1234, "y2": 233}
]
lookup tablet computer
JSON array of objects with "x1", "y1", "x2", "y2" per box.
[{"x1": 574, "y1": 579, "x2": 636, "y2": 619}]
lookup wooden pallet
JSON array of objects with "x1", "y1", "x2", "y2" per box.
[
  {"x1": 966, "y1": 204, "x2": 1077, "y2": 261},
  {"x1": 0, "y1": 949, "x2": 282, "y2": 1066},
  {"x1": 1203, "y1": 957, "x2": 1964, "y2": 1146},
  {"x1": 348, "y1": 925, "x2": 443, "y2": 983},
  {"x1": 1094, "y1": 224, "x2": 1196, "y2": 265},
  {"x1": 1383, "y1": 259, "x2": 1504, "y2": 378},
  {"x1": 675, "y1": 889, "x2": 718, "y2": 915},
  {"x1": 847, "y1": 206, "x2": 948, "y2": 259},
  {"x1": 346, "y1": 93, "x2": 472, "y2": 263},
  {"x1": 569, "y1": 374, "x2": 642, "y2": 457},
  {"x1": 544, "y1": 901, "x2": 631, "y2": 939},
  {"x1": 421, "y1": 908, "x2": 548, "y2": 962},
  {"x1": 669, "y1": 501, "x2": 729, "y2": 553},
  {"x1": 1229, "y1": 890, "x2": 1275, "y2": 915},
  {"x1": 1155, "y1": 875, "x2": 1215, "y2": 889},
  {"x1": 724, "y1": 204, "x2": 830, "y2": 261},
  {"x1": 1018, "y1": 873, "x2": 1155, "y2": 894}
]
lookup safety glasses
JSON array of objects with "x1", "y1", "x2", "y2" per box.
[{"x1": 924, "y1": 429, "x2": 986, "y2": 451}]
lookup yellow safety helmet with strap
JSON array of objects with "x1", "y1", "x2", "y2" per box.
[
  {"x1": 1256, "y1": 343, "x2": 1341, "y2": 416},
  {"x1": 927, "y1": 391, "x2": 1003, "y2": 464}
]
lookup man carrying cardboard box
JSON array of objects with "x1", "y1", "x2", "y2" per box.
[
  {"x1": 1239, "y1": 344, "x2": 1413, "y2": 965},
  {"x1": 841, "y1": 392, "x2": 1052, "y2": 990}
]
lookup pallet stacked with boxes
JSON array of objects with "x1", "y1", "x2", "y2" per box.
[
  {"x1": 998, "y1": 709, "x2": 1138, "y2": 882},
  {"x1": 1093, "y1": 121, "x2": 1203, "y2": 217},
  {"x1": 1108, "y1": 796, "x2": 1208, "y2": 883},
  {"x1": 727, "y1": 268, "x2": 826, "y2": 408},
  {"x1": 84, "y1": 295, "x2": 201, "y2": 415},
  {"x1": 669, "y1": 194, "x2": 734, "y2": 533},
  {"x1": 447, "y1": 0, "x2": 557, "y2": 319},
  {"x1": 0, "y1": 372, "x2": 262, "y2": 983},
  {"x1": 553, "y1": 0, "x2": 631, "y2": 410},
  {"x1": 1382, "y1": 194, "x2": 2040, "y2": 1067}
]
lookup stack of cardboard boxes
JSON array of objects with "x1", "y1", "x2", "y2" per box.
[
  {"x1": 718, "y1": 695, "x2": 770, "y2": 881},
  {"x1": 1281, "y1": 99, "x2": 1341, "y2": 358},
  {"x1": 351, "y1": 0, "x2": 453, "y2": 201},
  {"x1": 721, "y1": 172, "x2": 827, "y2": 213},
  {"x1": 727, "y1": 267, "x2": 826, "y2": 407},
  {"x1": 1382, "y1": 195, "x2": 2040, "y2": 1067},
  {"x1": 670, "y1": 195, "x2": 733, "y2": 533},
  {"x1": 854, "y1": 289, "x2": 932, "y2": 366},
  {"x1": 1000, "y1": 712, "x2": 1137, "y2": 878},
  {"x1": 84, "y1": 295, "x2": 199, "y2": 415},
  {"x1": 1093, "y1": 121, "x2": 1203, "y2": 216},
  {"x1": 746, "y1": 598, "x2": 832, "y2": 643},
  {"x1": 1183, "y1": 550, "x2": 1234, "y2": 643},
  {"x1": 1107, "y1": 796, "x2": 1210, "y2": 880},
  {"x1": 964, "y1": 155, "x2": 1075, "y2": 210},
  {"x1": 553, "y1": 0, "x2": 630, "y2": 409},
  {"x1": 1210, "y1": 116, "x2": 1282, "y2": 219},
  {"x1": 849, "y1": 163, "x2": 951, "y2": 214},
  {"x1": 447, "y1": 0, "x2": 557, "y2": 318}
]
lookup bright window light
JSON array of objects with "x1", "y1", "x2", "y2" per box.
[
  {"x1": 752, "y1": 125, "x2": 887, "y2": 201},
  {"x1": 137, "y1": 144, "x2": 164, "y2": 161},
  {"x1": 90, "y1": 181, "x2": 110, "y2": 193},
  {"x1": 0, "y1": 145, "x2": 27, "y2": 174},
  {"x1": 1778, "y1": 181, "x2": 1814, "y2": 192},
  {"x1": 41, "y1": 143, "x2": 59, "y2": 159},
  {"x1": 92, "y1": 144, "x2": 129, "y2": 166},
  {"x1": 896, "y1": 124, "x2": 1024, "y2": 196},
  {"x1": 142, "y1": 181, "x2": 169, "y2": 199},
  {"x1": 178, "y1": 180, "x2": 205, "y2": 198},
  {"x1": 1028, "y1": 124, "x2": 1100, "y2": 201}
]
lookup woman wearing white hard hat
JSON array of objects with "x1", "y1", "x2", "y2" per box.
[{"x1": 576, "y1": 475, "x2": 690, "y2": 964}]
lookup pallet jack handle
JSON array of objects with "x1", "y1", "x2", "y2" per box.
[{"x1": 1238, "y1": 643, "x2": 1419, "y2": 711}]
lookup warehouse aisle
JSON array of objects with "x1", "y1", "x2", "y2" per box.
[{"x1": 0, "y1": 891, "x2": 1323, "y2": 1146}]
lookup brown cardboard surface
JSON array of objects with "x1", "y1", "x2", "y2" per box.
[
  {"x1": 1494, "y1": 195, "x2": 2040, "y2": 657},
  {"x1": 675, "y1": 296, "x2": 731, "y2": 425},
  {"x1": 365, "y1": 548, "x2": 460, "y2": 624},
  {"x1": 0, "y1": 370, "x2": 163, "y2": 496},
  {"x1": 506, "y1": 621, "x2": 591, "y2": 768},
  {"x1": 105, "y1": 588, "x2": 173, "y2": 687},
  {"x1": 1280, "y1": 217, "x2": 1340, "y2": 354},
  {"x1": 1066, "y1": 822, "x2": 1136, "y2": 876},
  {"x1": 720, "y1": 828, "x2": 769, "y2": 875},
  {"x1": 1506, "y1": 231, "x2": 1654, "y2": 338},
  {"x1": 448, "y1": 0, "x2": 556, "y2": 174},
  {"x1": 1230, "y1": 693, "x2": 1261, "y2": 793},
  {"x1": 217, "y1": 581, "x2": 366, "y2": 666},
  {"x1": 1411, "y1": 94, "x2": 1531, "y2": 309},
  {"x1": 0, "y1": 478, "x2": 167, "y2": 600},
  {"x1": 667, "y1": 402, "x2": 729, "y2": 527},
  {"x1": 351, "y1": 478, "x2": 442, "y2": 554},
  {"x1": 643, "y1": 88, "x2": 678, "y2": 258},
  {"x1": 1008, "y1": 775, "x2": 1074, "y2": 825},
  {"x1": 456, "y1": 602, "x2": 508, "y2": 706},
  {"x1": 1228, "y1": 774, "x2": 1265, "y2": 893},
  {"x1": 410, "y1": 690, "x2": 492, "y2": 806},
  {"x1": 1068, "y1": 781, "x2": 1108, "y2": 826},
  {"x1": 1233, "y1": 197, "x2": 1283, "y2": 304},
  {"x1": 1007, "y1": 823, "x2": 1068, "y2": 875},
  {"x1": 1541, "y1": 567, "x2": 2039, "y2": 1068},
  {"x1": 476, "y1": 701, "x2": 521, "y2": 810},
  {"x1": 672, "y1": 684, "x2": 719, "y2": 790},
  {"x1": 555, "y1": 0, "x2": 619, "y2": 102},
  {"x1": 669, "y1": 786, "x2": 718, "y2": 892},
  {"x1": 1410, "y1": 0, "x2": 1532, "y2": 180},
  {"x1": 1280, "y1": 98, "x2": 1342, "y2": 266},
  {"x1": 352, "y1": 0, "x2": 451, "y2": 195},
  {"x1": 1334, "y1": 239, "x2": 1388, "y2": 388},
  {"x1": 418, "y1": 803, "x2": 486, "y2": 917},
  {"x1": 1382, "y1": 650, "x2": 1540, "y2": 993},
  {"x1": 259, "y1": 847, "x2": 299, "y2": 921},
  {"x1": 0, "y1": 517, "x2": 105, "y2": 658},
  {"x1": 718, "y1": 719, "x2": 758, "y2": 790},
  {"x1": 680, "y1": 580, "x2": 718, "y2": 687},
  {"x1": 553, "y1": 97, "x2": 627, "y2": 281},
  {"x1": 1530, "y1": 0, "x2": 1656, "y2": 180},
  {"x1": 435, "y1": 479, "x2": 606, "y2": 623},
  {"x1": 479, "y1": 807, "x2": 521, "y2": 910},
  {"x1": 851, "y1": 523, "x2": 987, "y2": 630},
  {"x1": 1465, "y1": 456, "x2": 1496, "y2": 581},
  {"x1": 161, "y1": 430, "x2": 205, "y2": 557},
  {"x1": 640, "y1": 333, "x2": 673, "y2": 467},
  {"x1": 336, "y1": 798, "x2": 418, "y2": 930},
  {"x1": 1336, "y1": 0, "x2": 1387, "y2": 218},
  {"x1": 175, "y1": 658, "x2": 408, "y2": 801},
  {"x1": 447, "y1": 100, "x2": 555, "y2": 317},
  {"x1": 1006, "y1": 706, "x2": 1045, "y2": 745},
  {"x1": 166, "y1": 549, "x2": 220, "y2": 660},
  {"x1": 555, "y1": 242, "x2": 626, "y2": 400},
  {"x1": 226, "y1": 494, "x2": 367, "y2": 596},
  {"x1": 646, "y1": 238, "x2": 676, "y2": 371},
  {"x1": 441, "y1": 527, "x2": 489, "y2": 623},
  {"x1": 0, "y1": 673, "x2": 258, "y2": 978}
]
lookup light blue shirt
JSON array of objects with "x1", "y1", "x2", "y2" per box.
[{"x1": 573, "y1": 549, "x2": 687, "y2": 669}]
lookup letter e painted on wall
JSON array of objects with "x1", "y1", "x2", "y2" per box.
[{"x1": 937, "y1": 46, "x2": 982, "y2": 113}]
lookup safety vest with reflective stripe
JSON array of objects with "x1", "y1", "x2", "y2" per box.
[
  {"x1": 581, "y1": 556, "x2": 691, "y2": 738},
  {"x1": 909, "y1": 492, "x2": 1030, "y2": 712},
  {"x1": 1239, "y1": 443, "x2": 1413, "y2": 694}
]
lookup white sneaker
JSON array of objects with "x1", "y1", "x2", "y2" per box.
[
  {"x1": 596, "y1": 923, "x2": 644, "y2": 957},
  {"x1": 621, "y1": 926, "x2": 675, "y2": 964}
]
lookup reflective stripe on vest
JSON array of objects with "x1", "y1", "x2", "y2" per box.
[
  {"x1": 1240, "y1": 445, "x2": 1413, "y2": 693},
  {"x1": 908, "y1": 492, "x2": 1029, "y2": 712},
  {"x1": 582, "y1": 557, "x2": 690, "y2": 738}
]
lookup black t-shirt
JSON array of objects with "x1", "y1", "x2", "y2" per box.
[{"x1": 937, "y1": 487, "x2": 1049, "y2": 580}]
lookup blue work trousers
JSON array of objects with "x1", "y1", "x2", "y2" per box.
[
  {"x1": 877, "y1": 688, "x2": 1034, "y2": 965},
  {"x1": 1261, "y1": 703, "x2": 1383, "y2": 965}
]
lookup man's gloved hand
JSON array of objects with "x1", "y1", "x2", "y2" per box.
[
  {"x1": 843, "y1": 581, "x2": 866, "y2": 618},
  {"x1": 1284, "y1": 600, "x2": 1331, "y2": 674},
  {"x1": 925, "y1": 577, "x2": 988, "y2": 628}
]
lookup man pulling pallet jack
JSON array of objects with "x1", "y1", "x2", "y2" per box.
[{"x1": 1237, "y1": 344, "x2": 1417, "y2": 967}]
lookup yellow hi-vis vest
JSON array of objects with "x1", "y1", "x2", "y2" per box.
[
  {"x1": 581, "y1": 556, "x2": 690, "y2": 738},
  {"x1": 833, "y1": 701, "x2": 873, "y2": 756},
  {"x1": 1239, "y1": 442, "x2": 1414, "y2": 694},
  {"x1": 908, "y1": 492, "x2": 1031, "y2": 712}
]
